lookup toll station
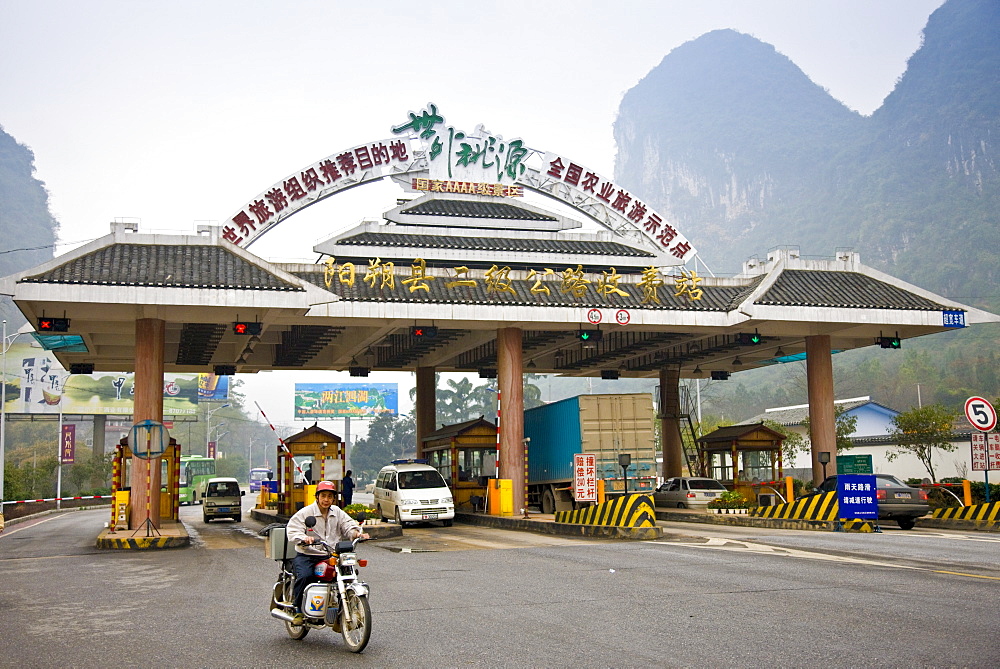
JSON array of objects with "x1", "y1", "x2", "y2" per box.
[{"x1": 2, "y1": 103, "x2": 997, "y2": 532}]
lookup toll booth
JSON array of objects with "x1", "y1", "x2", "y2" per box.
[
  {"x1": 277, "y1": 423, "x2": 345, "y2": 516},
  {"x1": 421, "y1": 417, "x2": 497, "y2": 512},
  {"x1": 115, "y1": 435, "x2": 182, "y2": 522},
  {"x1": 696, "y1": 423, "x2": 785, "y2": 504}
]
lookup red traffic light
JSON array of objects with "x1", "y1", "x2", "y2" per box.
[
  {"x1": 38, "y1": 317, "x2": 70, "y2": 332},
  {"x1": 410, "y1": 326, "x2": 438, "y2": 338},
  {"x1": 233, "y1": 321, "x2": 262, "y2": 335}
]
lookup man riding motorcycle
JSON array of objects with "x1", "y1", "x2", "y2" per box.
[{"x1": 285, "y1": 480, "x2": 369, "y2": 624}]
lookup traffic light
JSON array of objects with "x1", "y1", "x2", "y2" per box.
[
  {"x1": 411, "y1": 326, "x2": 438, "y2": 339},
  {"x1": 233, "y1": 321, "x2": 263, "y2": 336},
  {"x1": 736, "y1": 332, "x2": 762, "y2": 345},
  {"x1": 578, "y1": 329, "x2": 603, "y2": 343},
  {"x1": 214, "y1": 364, "x2": 236, "y2": 376},
  {"x1": 877, "y1": 336, "x2": 901, "y2": 349},
  {"x1": 37, "y1": 317, "x2": 70, "y2": 332},
  {"x1": 711, "y1": 371, "x2": 731, "y2": 381},
  {"x1": 70, "y1": 363, "x2": 94, "y2": 374}
]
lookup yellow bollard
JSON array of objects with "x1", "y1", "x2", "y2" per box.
[
  {"x1": 963, "y1": 479, "x2": 972, "y2": 506},
  {"x1": 597, "y1": 479, "x2": 606, "y2": 504},
  {"x1": 785, "y1": 476, "x2": 795, "y2": 502}
]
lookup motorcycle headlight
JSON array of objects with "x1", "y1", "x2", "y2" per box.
[{"x1": 339, "y1": 553, "x2": 358, "y2": 566}]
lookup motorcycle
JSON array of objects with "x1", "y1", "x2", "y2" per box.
[{"x1": 260, "y1": 518, "x2": 372, "y2": 653}]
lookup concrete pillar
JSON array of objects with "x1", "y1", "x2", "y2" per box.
[
  {"x1": 497, "y1": 327, "x2": 525, "y2": 512},
  {"x1": 806, "y1": 334, "x2": 836, "y2": 485},
  {"x1": 415, "y1": 367, "x2": 436, "y2": 459},
  {"x1": 659, "y1": 367, "x2": 683, "y2": 478},
  {"x1": 129, "y1": 318, "x2": 164, "y2": 529}
]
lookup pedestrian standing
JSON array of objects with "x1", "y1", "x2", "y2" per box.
[{"x1": 342, "y1": 469, "x2": 355, "y2": 506}]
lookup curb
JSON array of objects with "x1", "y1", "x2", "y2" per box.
[
  {"x1": 455, "y1": 512, "x2": 662, "y2": 540},
  {"x1": 96, "y1": 533, "x2": 191, "y2": 549}
]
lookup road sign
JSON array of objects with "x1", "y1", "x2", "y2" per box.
[
  {"x1": 836, "y1": 454, "x2": 873, "y2": 475},
  {"x1": 971, "y1": 432, "x2": 1000, "y2": 471},
  {"x1": 837, "y1": 474, "x2": 878, "y2": 519},
  {"x1": 965, "y1": 396, "x2": 997, "y2": 432},
  {"x1": 615, "y1": 309, "x2": 631, "y2": 325},
  {"x1": 587, "y1": 309, "x2": 602, "y2": 324}
]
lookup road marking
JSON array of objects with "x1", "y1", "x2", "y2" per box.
[
  {"x1": 931, "y1": 570, "x2": 1000, "y2": 581},
  {"x1": 0, "y1": 514, "x2": 60, "y2": 539}
]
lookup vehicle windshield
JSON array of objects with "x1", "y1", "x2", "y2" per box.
[
  {"x1": 398, "y1": 470, "x2": 448, "y2": 489},
  {"x1": 209, "y1": 482, "x2": 240, "y2": 496},
  {"x1": 689, "y1": 479, "x2": 726, "y2": 491},
  {"x1": 250, "y1": 469, "x2": 269, "y2": 482}
]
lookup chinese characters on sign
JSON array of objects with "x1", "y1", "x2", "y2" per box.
[
  {"x1": 61, "y1": 424, "x2": 76, "y2": 464},
  {"x1": 836, "y1": 474, "x2": 878, "y2": 519},
  {"x1": 942, "y1": 310, "x2": 966, "y2": 328},
  {"x1": 412, "y1": 178, "x2": 522, "y2": 197},
  {"x1": 225, "y1": 138, "x2": 414, "y2": 247},
  {"x1": 970, "y1": 432, "x2": 1000, "y2": 471},
  {"x1": 320, "y1": 257, "x2": 702, "y2": 304},
  {"x1": 574, "y1": 453, "x2": 597, "y2": 502},
  {"x1": 541, "y1": 152, "x2": 694, "y2": 262}
]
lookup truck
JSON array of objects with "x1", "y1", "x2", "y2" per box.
[{"x1": 525, "y1": 393, "x2": 658, "y2": 514}]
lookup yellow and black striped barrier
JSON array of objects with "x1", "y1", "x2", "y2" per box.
[
  {"x1": 750, "y1": 492, "x2": 876, "y2": 532},
  {"x1": 931, "y1": 501, "x2": 1000, "y2": 524},
  {"x1": 555, "y1": 493, "x2": 656, "y2": 528}
]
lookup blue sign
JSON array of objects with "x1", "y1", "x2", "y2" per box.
[
  {"x1": 942, "y1": 310, "x2": 966, "y2": 328},
  {"x1": 837, "y1": 474, "x2": 878, "y2": 519}
]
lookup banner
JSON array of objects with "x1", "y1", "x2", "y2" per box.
[
  {"x1": 61, "y1": 424, "x2": 76, "y2": 464},
  {"x1": 294, "y1": 383, "x2": 398, "y2": 419}
]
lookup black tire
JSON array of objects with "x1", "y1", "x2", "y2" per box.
[
  {"x1": 340, "y1": 591, "x2": 372, "y2": 653},
  {"x1": 897, "y1": 517, "x2": 916, "y2": 530},
  {"x1": 394, "y1": 507, "x2": 405, "y2": 527},
  {"x1": 285, "y1": 619, "x2": 309, "y2": 640},
  {"x1": 379, "y1": 503, "x2": 389, "y2": 523},
  {"x1": 442, "y1": 519, "x2": 453, "y2": 527},
  {"x1": 233, "y1": 514, "x2": 242, "y2": 522},
  {"x1": 541, "y1": 488, "x2": 556, "y2": 514},
  {"x1": 676, "y1": 502, "x2": 686, "y2": 509},
  {"x1": 203, "y1": 514, "x2": 210, "y2": 523}
]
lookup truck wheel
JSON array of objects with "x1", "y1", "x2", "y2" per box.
[
  {"x1": 897, "y1": 518, "x2": 916, "y2": 530},
  {"x1": 541, "y1": 489, "x2": 556, "y2": 515}
]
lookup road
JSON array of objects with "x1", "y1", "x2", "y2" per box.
[{"x1": 1, "y1": 497, "x2": 998, "y2": 668}]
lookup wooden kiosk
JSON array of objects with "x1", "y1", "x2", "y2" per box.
[
  {"x1": 277, "y1": 423, "x2": 345, "y2": 516},
  {"x1": 696, "y1": 423, "x2": 785, "y2": 503},
  {"x1": 420, "y1": 417, "x2": 498, "y2": 511}
]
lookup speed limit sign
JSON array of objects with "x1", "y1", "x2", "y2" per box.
[{"x1": 965, "y1": 396, "x2": 997, "y2": 432}]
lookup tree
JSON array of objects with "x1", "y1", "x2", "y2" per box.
[
  {"x1": 802, "y1": 405, "x2": 859, "y2": 453},
  {"x1": 886, "y1": 404, "x2": 957, "y2": 483},
  {"x1": 349, "y1": 413, "x2": 416, "y2": 480},
  {"x1": 762, "y1": 419, "x2": 807, "y2": 467}
]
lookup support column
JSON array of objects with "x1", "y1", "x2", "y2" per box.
[
  {"x1": 497, "y1": 327, "x2": 524, "y2": 512},
  {"x1": 129, "y1": 318, "x2": 165, "y2": 529},
  {"x1": 92, "y1": 414, "x2": 107, "y2": 489},
  {"x1": 415, "y1": 366, "x2": 436, "y2": 459},
  {"x1": 806, "y1": 334, "x2": 837, "y2": 486},
  {"x1": 659, "y1": 367, "x2": 683, "y2": 478}
]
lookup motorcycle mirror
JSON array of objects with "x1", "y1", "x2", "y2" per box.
[{"x1": 305, "y1": 516, "x2": 317, "y2": 528}]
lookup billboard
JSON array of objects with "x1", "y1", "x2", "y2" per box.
[
  {"x1": 294, "y1": 383, "x2": 398, "y2": 420},
  {"x1": 1, "y1": 339, "x2": 227, "y2": 416}
]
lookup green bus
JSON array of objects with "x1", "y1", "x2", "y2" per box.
[{"x1": 179, "y1": 455, "x2": 216, "y2": 505}]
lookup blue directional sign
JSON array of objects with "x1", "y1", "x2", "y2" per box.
[{"x1": 837, "y1": 474, "x2": 878, "y2": 519}]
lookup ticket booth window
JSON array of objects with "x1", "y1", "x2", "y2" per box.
[{"x1": 710, "y1": 452, "x2": 733, "y2": 482}]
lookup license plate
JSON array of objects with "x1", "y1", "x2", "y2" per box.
[
  {"x1": 216, "y1": 507, "x2": 230, "y2": 513},
  {"x1": 894, "y1": 493, "x2": 911, "y2": 499},
  {"x1": 703, "y1": 492, "x2": 716, "y2": 498},
  {"x1": 422, "y1": 513, "x2": 438, "y2": 520}
]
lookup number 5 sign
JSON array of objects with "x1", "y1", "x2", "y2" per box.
[{"x1": 965, "y1": 396, "x2": 998, "y2": 432}]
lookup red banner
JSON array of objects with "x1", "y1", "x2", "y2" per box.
[
  {"x1": 61, "y1": 424, "x2": 76, "y2": 464},
  {"x1": 207, "y1": 441, "x2": 217, "y2": 459}
]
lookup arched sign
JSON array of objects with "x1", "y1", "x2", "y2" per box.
[{"x1": 224, "y1": 103, "x2": 697, "y2": 265}]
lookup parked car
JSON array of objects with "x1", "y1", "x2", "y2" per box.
[
  {"x1": 654, "y1": 477, "x2": 728, "y2": 508},
  {"x1": 813, "y1": 474, "x2": 929, "y2": 530},
  {"x1": 202, "y1": 477, "x2": 245, "y2": 523}
]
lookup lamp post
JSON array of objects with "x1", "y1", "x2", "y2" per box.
[
  {"x1": 206, "y1": 403, "x2": 230, "y2": 457},
  {"x1": 1, "y1": 320, "x2": 29, "y2": 502},
  {"x1": 818, "y1": 451, "x2": 831, "y2": 481}
]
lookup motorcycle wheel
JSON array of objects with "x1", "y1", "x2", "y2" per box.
[
  {"x1": 340, "y1": 591, "x2": 371, "y2": 653},
  {"x1": 285, "y1": 619, "x2": 309, "y2": 640}
]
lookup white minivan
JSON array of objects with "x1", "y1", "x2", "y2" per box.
[{"x1": 373, "y1": 459, "x2": 454, "y2": 527}]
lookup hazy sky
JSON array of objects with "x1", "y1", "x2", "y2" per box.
[{"x1": 0, "y1": 0, "x2": 945, "y2": 427}]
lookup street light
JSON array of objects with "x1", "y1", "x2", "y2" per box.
[
  {"x1": 818, "y1": 451, "x2": 831, "y2": 481},
  {"x1": 206, "y1": 403, "x2": 231, "y2": 457},
  {"x1": 1, "y1": 320, "x2": 30, "y2": 502}
]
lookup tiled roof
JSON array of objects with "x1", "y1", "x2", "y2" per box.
[
  {"x1": 756, "y1": 270, "x2": 950, "y2": 310},
  {"x1": 333, "y1": 231, "x2": 655, "y2": 258},
  {"x1": 400, "y1": 199, "x2": 557, "y2": 221},
  {"x1": 288, "y1": 267, "x2": 761, "y2": 312},
  {"x1": 738, "y1": 399, "x2": 873, "y2": 427},
  {"x1": 19, "y1": 245, "x2": 304, "y2": 291}
]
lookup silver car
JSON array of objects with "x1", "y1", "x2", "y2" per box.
[{"x1": 654, "y1": 477, "x2": 728, "y2": 508}]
